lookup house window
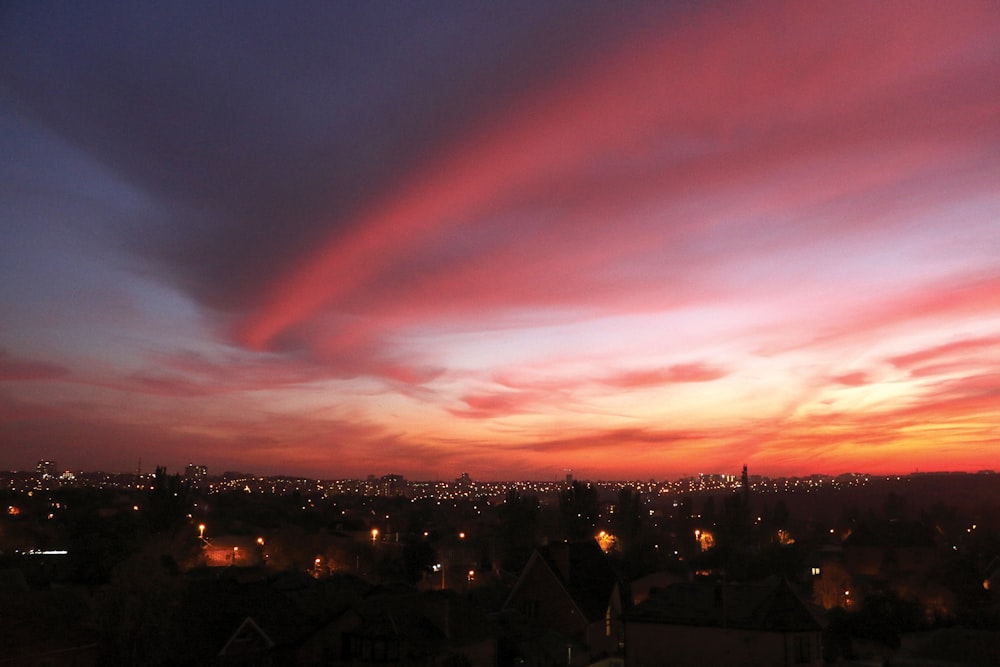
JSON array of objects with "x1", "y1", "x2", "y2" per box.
[
  {"x1": 793, "y1": 635, "x2": 812, "y2": 664},
  {"x1": 523, "y1": 599, "x2": 539, "y2": 618},
  {"x1": 811, "y1": 566, "x2": 821, "y2": 576}
]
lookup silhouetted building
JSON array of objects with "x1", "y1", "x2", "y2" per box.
[
  {"x1": 185, "y1": 462, "x2": 208, "y2": 481},
  {"x1": 36, "y1": 460, "x2": 56, "y2": 478},
  {"x1": 377, "y1": 474, "x2": 407, "y2": 497},
  {"x1": 741, "y1": 463, "x2": 750, "y2": 505},
  {"x1": 503, "y1": 539, "x2": 623, "y2": 664},
  {"x1": 319, "y1": 590, "x2": 498, "y2": 666},
  {"x1": 624, "y1": 578, "x2": 824, "y2": 667},
  {"x1": 842, "y1": 520, "x2": 938, "y2": 578},
  {"x1": 203, "y1": 535, "x2": 264, "y2": 567}
]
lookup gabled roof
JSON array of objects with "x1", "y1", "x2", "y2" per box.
[
  {"x1": 625, "y1": 578, "x2": 823, "y2": 633},
  {"x1": 334, "y1": 589, "x2": 497, "y2": 659},
  {"x1": 218, "y1": 616, "x2": 275, "y2": 656},
  {"x1": 505, "y1": 539, "x2": 619, "y2": 622},
  {"x1": 356, "y1": 589, "x2": 495, "y2": 641},
  {"x1": 172, "y1": 576, "x2": 309, "y2": 662}
]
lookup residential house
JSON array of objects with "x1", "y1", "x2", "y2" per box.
[
  {"x1": 203, "y1": 535, "x2": 264, "y2": 567},
  {"x1": 217, "y1": 616, "x2": 276, "y2": 666},
  {"x1": 842, "y1": 520, "x2": 938, "y2": 579},
  {"x1": 502, "y1": 539, "x2": 624, "y2": 665},
  {"x1": 298, "y1": 588, "x2": 497, "y2": 666},
  {"x1": 623, "y1": 578, "x2": 824, "y2": 667}
]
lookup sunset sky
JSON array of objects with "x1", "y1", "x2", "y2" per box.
[{"x1": 2, "y1": 1, "x2": 998, "y2": 480}]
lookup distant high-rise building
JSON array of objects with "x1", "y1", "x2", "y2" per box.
[
  {"x1": 379, "y1": 474, "x2": 406, "y2": 497},
  {"x1": 36, "y1": 460, "x2": 56, "y2": 478},
  {"x1": 741, "y1": 464, "x2": 750, "y2": 504},
  {"x1": 185, "y1": 463, "x2": 208, "y2": 480}
]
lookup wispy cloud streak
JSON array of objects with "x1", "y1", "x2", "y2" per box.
[{"x1": 0, "y1": 1, "x2": 998, "y2": 477}]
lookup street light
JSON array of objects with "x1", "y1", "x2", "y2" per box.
[
  {"x1": 198, "y1": 524, "x2": 206, "y2": 539},
  {"x1": 371, "y1": 528, "x2": 379, "y2": 543}
]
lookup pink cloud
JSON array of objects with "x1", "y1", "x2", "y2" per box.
[
  {"x1": 0, "y1": 350, "x2": 69, "y2": 381},
  {"x1": 238, "y1": 1, "x2": 1000, "y2": 352},
  {"x1": 831, "y1": 371, "x2": 871, "y2": 387},
  {"x1": 452, "y1": 363, "x2": 726, "y2": 420},
  {"x1": 889, "y1": 335, "x2": 1000, "y2": 370},
  {"x1": 449, "y1": 390, "x2": 556, "y2": 420},
  {"x1": 601, "y1": 363, "x2": 727, "y2": 388},
  {"x1": 766, "y1": 273, "x2": 1000, "y2": 356}
]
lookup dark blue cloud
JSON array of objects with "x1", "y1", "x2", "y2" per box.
[{"x1": 0, "y1": 1, "x2": 666, "y2": 311}]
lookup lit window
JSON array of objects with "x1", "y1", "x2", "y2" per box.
[{"x1": 811, "y1": 567, "x2": 821, "y2": 576}]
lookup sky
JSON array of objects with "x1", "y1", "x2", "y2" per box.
[{"x1": 1, "y1": 1, "x2": 999, "y2": 481}]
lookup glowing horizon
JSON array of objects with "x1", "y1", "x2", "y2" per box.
[{"x1": 1, "y1": 1, "x2": 998, "y2": 480}]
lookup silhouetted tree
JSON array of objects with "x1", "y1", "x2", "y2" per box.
[
  {"x1": 772, "y1": 499, "x2": 790, "y2": 529},
  {"x1": 813, "y1": 560, "x2": 854, "y2": 610},
  {"x1": 558, "y1": 481, "x2": 599, "y2": 540},
  {"x1": 676, "y1": 496, "x2": 693, "y2": 520},
  {"x1": 97, "y1": 534, "x2": 186, "y2": 666},
  {"x1": 147, "y1": 466, "x2": 188, "y2": 532},
  {"x1": 65, "y1": 505, "x2": 145, "y2": 585},
  {"x1": 611, "y1": 486, "x2": 644, "y2": 555},
  {"x1": 402, "y1": 537, "x2": 437, "y2": 584},
  {"x1": 720, "y1": 493, "x2": 748, "y2": 545},
  {"x1": 883, "y1": 491, "x2": 908, "y2": 521},
  {"x1": 497, "y1": 490, "x2": 539, "y2": 571},
  {"x1": 851, "y1": 590, "x2": 924, "y2": 652},
  {"x1": 702, "y1": 496, "x2": 717, "y2": 525}
]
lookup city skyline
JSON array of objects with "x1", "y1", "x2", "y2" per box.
[
  {"x1": 2, "y1": 2, "x2": 999, "y2": 480},
  {"x1": 5, "y1": 458, "x2": 993, "y2": 485}
]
